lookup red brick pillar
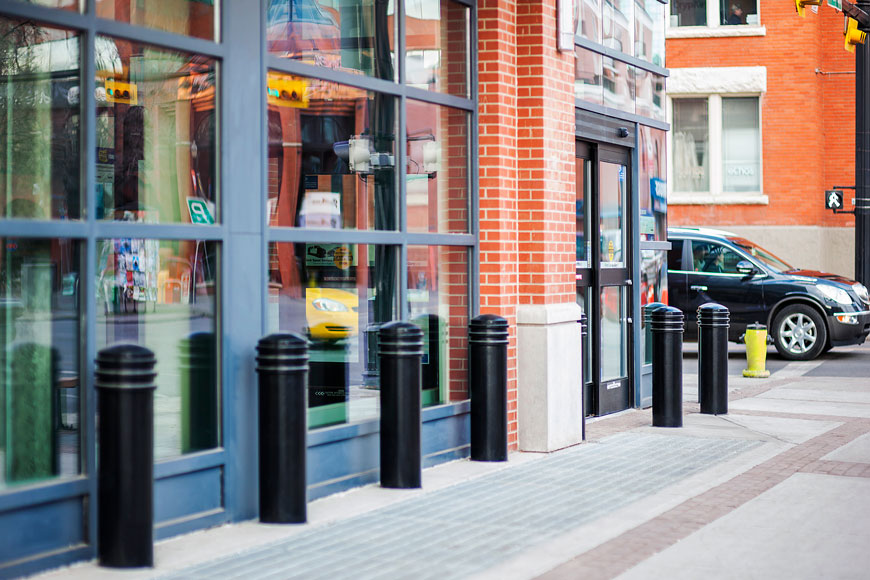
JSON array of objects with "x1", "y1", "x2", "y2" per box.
[{"x1": 478, "y1": 0, "x2": 520, "y2": 448}]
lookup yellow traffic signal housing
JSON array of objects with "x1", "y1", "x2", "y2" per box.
[
  {"x1": 845, "y1": 17, "x2": 867, "y2": 53},
  {"x1": 267, "y1": 78, "x2": 309, "y2": 108},
  {"x1": 105, "y1": 80, "x2": 137, "y2": 105},
  {"x1": 795, "y1": 0, "x2": 822, "y2": 17}
]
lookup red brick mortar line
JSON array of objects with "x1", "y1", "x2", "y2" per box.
[{"x1": 538, "y1": 417, "x2": 870, "y2": 580}]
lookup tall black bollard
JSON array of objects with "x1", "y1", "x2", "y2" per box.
[
  {"x1": 580, "y1": 312, "x2": 588, "y2": 439},
  {"x1": 469, "y1": 314, "x2": 509, "y2": 462},
  {"x1": 651, "y1": 306, "x2": 684, "y2": 428},
  {"x1": 95, "y1": 345, "x2": 157, "y2": 568},
  {"x1": 698, "y1": 303, "x2": 730, "y2": 415},
  {"x1": 379, "y1": 321, "x2": 424, "y2": 488},
  {"x1": 256, "y1": 333, "x2": 309, "y2": 523},
  {"x1": 643, "y1": 302, "x2": 667, "y2": 363}
]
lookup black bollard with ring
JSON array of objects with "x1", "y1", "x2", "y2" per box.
[
  {"x1": 379, "y1": 321, "x2": 424, "y2": 488},
  {"x1": 651, "y1": 306, "x2": 684, "y2": 428},
  {"x1": 469, "y1": 314, "x2": 509, "y2": 462},
  {"x1": 580, "y1": 312, "x2": 588, "y2": 439},
  {"x1": 643, "y1": 302, "x2": 667, "y2": 363},
  {"x1": 698, "y1": 303, "x2": 730, "y2": 415},
  {"x1": 95, "y1": 345, "x2": 157, "y2": 568},
  {"x1": 256, "y1": 333, "x2": 309, "y2": 523}
]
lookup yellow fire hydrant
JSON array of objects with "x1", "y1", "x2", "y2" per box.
[{"x1": 743, "y1": 323, "x2": 771, "y2": 378}]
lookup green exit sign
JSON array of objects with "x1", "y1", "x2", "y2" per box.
[
  {"x1": 828, "y1": 0, "x2": 841, "y2": 11},
  {"x1": 186, "y1": 198, "x2": 214, "y2": 225}
]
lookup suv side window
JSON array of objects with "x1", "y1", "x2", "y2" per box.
[
  {"x1": 690, "y1": 241, "x2": 744, "y2": 274},
  {"x1": 667, "y1": 238, "x2": 684, "y2": 271}
]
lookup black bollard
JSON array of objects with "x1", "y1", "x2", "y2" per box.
[
  {"x1": 698, "y1": 303, "x2": 730, "y2": 415},
  {"x1": 469, "y1": 314, "x2": 509, "y2": 462},
  {"x1": 651, "y1": 306, "x2": 684, "y2": 428},
  {"x1": 256, "y1": 333, "x2": 309, "y2": 523},
  {"x1": 580, "y1": 312, "x2": 588, "y2": 438},
  {"x1": 95, "y1": 345, "x2": 157, "y2": 568},
  {"x1": 379, "y1": 321, "x2": 424, "y2": 488},
  {"x1": 643, "y1": 302, "x2": 667, "y2": 363}
]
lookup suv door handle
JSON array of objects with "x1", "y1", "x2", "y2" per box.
[{"x1": 691, "y1": 285, "x2": 707, "y2": 292}]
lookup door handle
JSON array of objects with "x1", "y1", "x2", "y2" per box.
[{"x1": 691, "y1": 285, "x2": 707, "y2": 292}]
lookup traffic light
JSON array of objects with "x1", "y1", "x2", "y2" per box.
[
  {"x1": 845, "y1": 17, "x2": 867, "y2": 53},
  {"x1": 794, "y1": 0, "x2": 821, "y2": 17},
  {"x1": 105, "y1": 80, "x2": 137, "y2": 105},
  {"x1": 267, "y1": 77, "x2": 308, "y2": 108}
]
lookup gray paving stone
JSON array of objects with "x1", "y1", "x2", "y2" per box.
[{"x1": 159, "y1": 433, "x2": 760, "y2": 580}]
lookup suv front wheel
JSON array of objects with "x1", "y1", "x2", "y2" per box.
[{"x1": 772, "y1": 304, "x2": 828, "y2": 361}]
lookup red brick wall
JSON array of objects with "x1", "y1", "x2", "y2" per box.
[{"x1": 667, "y1": 3, "x2": 855, "y2": 228}]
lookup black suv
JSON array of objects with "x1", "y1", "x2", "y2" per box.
[{"x1": 667, "y1": 227, "x2": 870, "y2": 360}]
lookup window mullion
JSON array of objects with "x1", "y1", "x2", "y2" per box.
[
  {"x1": 706, "y1": 0, "x2": 719, "y2": 28},
  {"x1": 709, "y1": 94, "x2": 723, "y2": 197}
]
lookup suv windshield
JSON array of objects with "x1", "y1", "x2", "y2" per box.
[{"x1": 728, "y1": 237, "x2": 793, "y2": 273}]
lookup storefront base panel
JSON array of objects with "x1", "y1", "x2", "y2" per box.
[
  {"x1": 0, "y1": 496, "x2": 87, "y2": 577},
  {"x1": 155, "y1": 467, "x2": 224, "y2": 526}
]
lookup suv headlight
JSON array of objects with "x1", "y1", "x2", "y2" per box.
[
  {"x1": 312, "y1": 298, "x2": 349, "y2": 312},
  {"x1": 853, "y1": 282, "x2": 870, "y2": 305},
  {"x1": 819, "y1": 284, "x2": 853, "y2": 305}
]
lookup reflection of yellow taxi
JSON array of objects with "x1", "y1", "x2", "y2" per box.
[{"x1": 305, "y1": 287, "x2": 359, "y2": 342}]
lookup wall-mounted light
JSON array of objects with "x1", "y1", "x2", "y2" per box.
[{"x1": 617, "y1": 127, "x2": 630, "y2": 138}]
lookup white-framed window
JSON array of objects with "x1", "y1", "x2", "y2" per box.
[
  {"x1": 667, "y1": 0, "x2": 764, "y2": 38},
  {"x1": 667, "y1": 66, "x2": 766, "y2": 205}
]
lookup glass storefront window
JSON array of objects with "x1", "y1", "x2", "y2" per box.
[
  {"x1": 602, "y1": 58, "x2": 633, "y2": 113},
  {"x1": 0, "y1": 19, "x2": 80, "y2": 220},
  {"x1": 635, "y1": 69, "x2": 665, "y2": 122},
  {"x1": 575, "y1": 157, "x2": 591, "y2": 268},
  {"x1": 672, "y1": 98, "x2": 709, "y2": 192},
  {"x1": 575, "y1": 47, "x2": 603, "y2": 106},
  {"x1": 722, "y1": 97, "x2": 760, "y2": 192},
  {"x1": 268, "y1": 242, "x2": 398, "y2": 428},
  {"x1": 95, "y1": 38, "x2": 217, "y2": 224},
  {"x1": 638, "y1": 126, "x2": 667, "y2": 242},
  {"x1": 96, "y1": 0, "x2": 218, "y2": 41},
  {"x1": 600, "y1": 286, "x2": 625, "y2": 380},
  {"x1": 670, "y1": 0, "x2": 705, "y2": 27},
  {"x1": 267, "y1": 72, "x2": 398, "y2": 231},
  {"x1": 267, "y1": 0, "x2": 396, "y2": 81},
  {"x1": 96, "y1": 239, "x2": 219, "y2": 460},
  {"x1": 10, "y1": 1, "x2": 79, "y2": 10},
  {"x1": 575, "y1": 0, "x2": 601, "y2": 43},
  {"x1": 599, "y1": 161, "x2": 625, "y2": 268},
  {"x1": 1, "y1": 238, "x2": 81, "y2": 489},
  {"x1": 635, "y1": 0, "x2": 665, "y2": 67},
  {"x1": 406, "y1": 101, "x2": 468, "y2": 233},
  {"x1": 407, "y1": 245, "x2": 468, "y2": 406},
  {"x1": 405, "y1": 0, "x2": 469, "y2": 97},
  {"x1": 602, "y1": 0, "x2": 633, "y2": 56}
]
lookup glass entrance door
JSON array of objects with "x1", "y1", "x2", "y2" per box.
[{"x1": 576, "y1": 142, "x2": 632, "y2": 416}]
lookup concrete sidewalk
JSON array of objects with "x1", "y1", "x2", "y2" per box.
[{"x1": 36, "y1": 343, "x2": 870, "y2": 580}]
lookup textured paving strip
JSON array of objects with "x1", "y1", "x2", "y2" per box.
[
  {"x1": 539, "y1": 417, "x2": 870, "y2": 580},
  {"x1": 159, "y1": 433, "x2": 759, "y2": 580}
]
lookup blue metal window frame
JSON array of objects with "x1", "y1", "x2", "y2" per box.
[{"x1": 0, "y1": 0, "x2": 479, "y2": 575}]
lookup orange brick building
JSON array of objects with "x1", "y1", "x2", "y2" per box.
[{"x1": 666, "y1": 1, "x2": 856, "y2": 276}]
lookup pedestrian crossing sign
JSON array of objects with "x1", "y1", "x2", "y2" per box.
[{"x1": 825, "y1": 189, "x2": 844, "y2": 210}]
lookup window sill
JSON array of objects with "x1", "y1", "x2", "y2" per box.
[
  {"x1": 669, "y1": 192, "x2": 769, "y2": 205},
  {"x1": 666, "y1": 25, "x2": 766, "y2": 39}
]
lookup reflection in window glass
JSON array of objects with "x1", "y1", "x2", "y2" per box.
[
  {"x1": 268, "y1": 243, "x2": 398, "y2": 428},
  {"x1": 576, "y1": 157, "x2": 592, "y2": 267},
  {"x1": 599, "y1": 162, "x2": 626, "y2": 268},
  {"x1": 672, "y1": 98, "x2": 709, "y2": 192},
  {"x1": 96, "y1": 0, "x2": 217, "y2": 41},
  {"x1": 640, "y1": 249, "x2": 667, "y2": 365},
  {"x1": 670, "y1": 0, "x2": 705, "y2": 27},
  {"x1": 96, "y1": 239, "x2": 219, "y2": 460},
  {"x1": 635, "y1": 0, "x2": 665, "y2": 67},
  {"x1": 96, "y1": 38, "x2": 217, "y2": 224},
  {"x1": 267, "y1": 0, "x2": 395, "y2": 81},
  {"x1": 634, "y1": 71, "x2": 665, "y2": 122},
  {"x1": 575, "y1": 47, "x2": 603, "y2": 105},
  {"x1": 267, "y1": 73, "x2": 398, "y2": 231},
  {"x1": 721, "y1": 1, "x2": 758, "y2": 26},
  {"x1": 10, "y1": 0, "x2": 78, "y2": 10},
  {"x1": 602, "y1": 0, "x2": 633, "y2": 56},
  {"x1": 0, "y1": 18, "x2": 80, "y2": 220},
  {"x1": 602, "y1": 58, "x2": 633, "y2": 113},
  {"x1": 722, "y1": 97, "x2": 760, "y2": 192},
  {"x1": 1, "y1": 238, "x2": 81, "y2": 489},
  {"x1": 600, "y1": 286, "x2": 626, "y2": 380},
  {"x1": 575, "y1": 0, "x2": 601, "y2": 43},
  {"x1": 406, "y1": 101, "x2": 468, "y2": 233},
  {"x1": 638, "y1": 126, "x2": 667, "y2": 242},
  {"x1": 407, "y1": 246, "x2": 468, "y2": 407},
  {"x1": 405, "y1": 0, "x2": 468, "y2": 96}
]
